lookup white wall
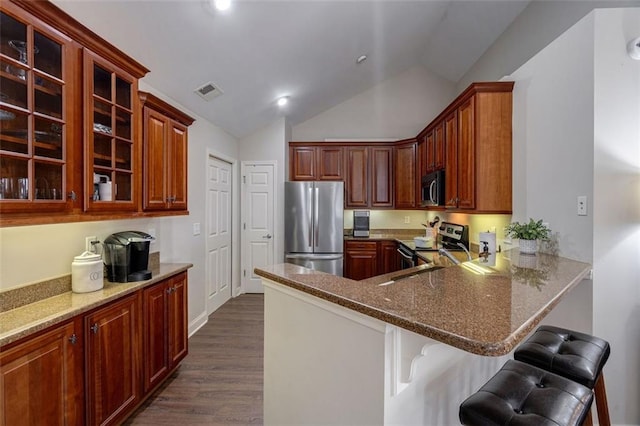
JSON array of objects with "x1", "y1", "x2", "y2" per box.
[
  {"x1": 0, "y1": 81, "x2": 239, "y2": 337},
  {"x1": 495, "y1": 8, "x2": 640, "y2": 424},
  {"x1": 593, "y1": 8, "x2": 640, "y2": 424},
  {"x1": 458, "y1": 0, "x2": 640, "y2": 93},
  {"x1": 238, "y1": 118, "x2": 287, "y2": 264},
  {"x1": 292, "y1": 66, "x2": 455, "y2": 141},
  {"x1": 508, "y1": 15, "x2": 595, "y2": 263}
]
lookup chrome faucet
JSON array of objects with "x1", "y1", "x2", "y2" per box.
[
  {"x1": 438, "y1": 248, "x2": 461, "y2": 265},
  {"x1": 457, "y1": 242, "x2": 473, "y2": 261}
]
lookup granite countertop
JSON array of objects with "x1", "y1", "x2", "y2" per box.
[
  {"x1": 0, "y1": 263, "x2": 192, "y2": 347},
  {"x1": 255, "y1": 250, "x2": 590, "y2": 356}
]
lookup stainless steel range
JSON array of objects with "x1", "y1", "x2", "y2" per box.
[{"x1": 397, "y1": 221, "x2": 469, "y2": 268}]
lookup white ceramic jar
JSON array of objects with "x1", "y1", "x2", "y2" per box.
[{"x1": 72, "y1": 251, "x2": 104, "y2": 293}]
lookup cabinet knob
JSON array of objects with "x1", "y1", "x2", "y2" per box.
[
  {"x1": 90, "y1": 323, "x2": 99, "y2": 334},
  {"x1": 69, "y1": 334, "x2": 78, "y2": 345},
  {"x1": 68, "y1": 190, "x2": 77, "y2": 201}
]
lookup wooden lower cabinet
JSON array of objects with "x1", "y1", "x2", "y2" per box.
[
  {"x1": 379, "y1": 241, "x2": 400, "y2": 275},
  {"x1": 0, "y1": 319, "x2": 84, "y2": 426},
  {"x1": 143, "y1": 272, "x2": 188, "y2": 392},
  {"x1": 344, "y1": 240, "x2": 401, "y2": 280},
  {"x1": 344, "y1": 240, "x2": 378, "y2": 280},
  {"x1": 85, "y1": 293, "x2": 141, "y2": 426}
]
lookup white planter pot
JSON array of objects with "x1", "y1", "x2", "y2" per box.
[{"x1": 519, "y1": 239, "x2": 538, "y2": 254}]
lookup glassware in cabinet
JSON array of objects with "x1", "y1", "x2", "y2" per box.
[
  {"x1": 0, "y1": 6, "x2": 75, "y2": 212},
  {"x1": 84, "y1": 50, "x2": 137, "y2": 211}
]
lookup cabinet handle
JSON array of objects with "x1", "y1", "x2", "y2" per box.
[
  {"x1": 166, "y1": 196, "x2": 176, "y2": 203},
  {"x1": 68, "y1": 191, "x2": 77, "y2": 201},
  {"x1": 166, "y1": 287, "x2": 172, "y2": 294},
  {"x1": 90, "y1": 323, "x2": 99, "y2": 334},
  {"x1": 69, "y1": 334, "x2": 78, "y2": 345}
]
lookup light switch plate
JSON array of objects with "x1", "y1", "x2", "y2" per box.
[{"x1": 193, "y1": 222, "x2": 201, "y2": 235}]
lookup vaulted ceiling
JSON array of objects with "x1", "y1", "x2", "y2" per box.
[{"x1": 53, "y1": 0, "x2": 530, "y2": 138}]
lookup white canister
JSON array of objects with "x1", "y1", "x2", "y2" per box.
[
  {"x1": 98, "y1": 182, "x2": 112, "y2": 201},
  {"x1": 72, "y1": 251, "x2": 104, "y2": 293}
]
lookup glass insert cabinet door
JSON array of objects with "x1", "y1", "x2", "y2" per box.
[
  {"x1": 84, "y1": 50, "x2": 138, "y2": 212},
  {"x1": 0, "y1": 8, "x2": 74, "y2": 212}
]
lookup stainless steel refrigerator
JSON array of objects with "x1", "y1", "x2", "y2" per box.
[{"x1": 285, "y1": 181, "x2": 344, "y2": 276}]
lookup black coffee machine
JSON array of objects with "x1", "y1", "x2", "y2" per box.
[{"x1": 103, "y1": 231, "x2": 155, "y2": 282}]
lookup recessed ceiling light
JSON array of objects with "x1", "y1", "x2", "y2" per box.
[
  {"x1": 356, "y1": 55, "x2": 367, "y2": 64},
  {"x1": 213, "y1": 0, "x2": 231, "y2": 11},
  {"x1": 277, "y1": 97, "x2": 289, "y2": 107}
]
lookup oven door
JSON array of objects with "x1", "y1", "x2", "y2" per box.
[{"x1": 396, "y1": 244, "x2": 416, "y2": 269}]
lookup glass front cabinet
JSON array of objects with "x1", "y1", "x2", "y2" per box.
[
  {"x1": 84, "y1": 50, "x2": 138, "y2": 212},
  {"x1": 0, "y1": 0, "x2": 148, "y2": 223},
  {"x1": 0, "y1": 4, "x2": 77, "y2": 214}
]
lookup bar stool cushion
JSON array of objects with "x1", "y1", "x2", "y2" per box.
[
  {"x1": 459, "y1": 360, "x2": 594, "y2": 426},
  {"x1": 514, "y1": 325, "x2": 610, "y2": 388}
]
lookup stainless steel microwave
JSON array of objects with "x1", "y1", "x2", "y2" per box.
[{"x1": 421, "y1": 170, "x2": 445, "y2": 207}]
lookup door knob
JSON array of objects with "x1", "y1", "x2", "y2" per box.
[{"x1": 262, "y1": 234, "x2": 272, "y2": 239}]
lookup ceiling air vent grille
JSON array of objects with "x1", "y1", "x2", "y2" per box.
[{"x1": 194, "y1": 81, "x2": 223, "y2": 101}]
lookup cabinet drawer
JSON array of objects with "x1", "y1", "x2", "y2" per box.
[{"x1": 345, "y1": 240, "x2": 377, "y2": 250}]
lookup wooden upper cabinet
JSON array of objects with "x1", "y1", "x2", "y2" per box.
[
  {"x1": 0, "y1": 3, "x2": 79, "y2": 214},
  {"x1": 85, "y1": 293, "x2": 141, "y2": 426},
  {"x1": 434, "y1": 123, "x2": 445, "y2": 170},
  {"x1": 0, "y1": 319, "x2": 84, "y2": 426},
  {"x1": 444, "y1": 82, "x2": 513, "y2": 213},
  {"x1": 345, "y1": 146, "x2": 368, "y2": 208},
  {"x1": 456, "y1": 97, "x2": 475, "y2": 209},
  {"x1": 289, "y1": 144, "x2": 344, "y2": 181},
  {"x1": 370, "y1": 146, "x2": 393, "y2": 208},
  {"x1": 139, "y1": 91, "x2": 194, "y2": 211},
  {"x1": 316, "y1": 146, "x2": 344, "y2": 180},
  {"x1": 394, "y1": 140, "x2": 416, "y2": 209},
  {"x1": 84, "y1": 49, "x2": 139, "y2": 212},
  {"x1": 289, "y1": 146, "x2": 316, "y2": 180},
  {"x1": 0, "y1": 0, "x2": 149, "y2": 226},
  {"x1": 416, "y1": 135, "x2": 427, "y2": 204}
]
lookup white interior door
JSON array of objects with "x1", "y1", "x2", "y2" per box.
[
  {"x1": 241, "y1": 162, "x2": 275, "y2": 293},
  {"x1": 206, "y1": 155, "x2": 232, "y2": 315}
]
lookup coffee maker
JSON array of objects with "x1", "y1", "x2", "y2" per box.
[{"x1": 103, "y1": 231, "x2": 155, "y2": 282}]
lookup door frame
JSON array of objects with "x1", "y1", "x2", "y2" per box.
[
  {"x1": 240, "y1": 160, "x2": 278, "y2": 294},
  {"x1": 206, "y1": 149, "x2": 241, "y2": 299}
]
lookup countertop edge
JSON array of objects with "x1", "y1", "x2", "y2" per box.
[
  {"x1": 0, "y1": 263, "x2": 193, "y2": 348},
  {"x1": 255, "y1": 261, "x2": 591, "y2": 357}
]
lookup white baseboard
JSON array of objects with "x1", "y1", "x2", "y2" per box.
[{"x1": 188, "y1": 310, "x2": 208, "y2": 338}]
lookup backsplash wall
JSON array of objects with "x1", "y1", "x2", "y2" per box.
[{"x1": 344, "y1": 210, "x2": 511, "y2": 248}]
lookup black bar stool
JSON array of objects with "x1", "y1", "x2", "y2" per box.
[
  {"x1": 514, "y1": 326, "x2": 611, "y2": 426},
  {"x1": 459, "y1": 360, "x2": 594, "y2": 426}
]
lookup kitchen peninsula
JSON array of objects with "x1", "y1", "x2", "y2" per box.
[{"x1": 255, "y1": 249, "x2": 590, "y2": 425}]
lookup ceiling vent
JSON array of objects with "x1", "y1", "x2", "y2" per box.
[{"x1": 194, "y1": 81, "x2": 223, "y2": 101}]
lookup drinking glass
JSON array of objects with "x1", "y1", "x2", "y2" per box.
[{"x1": 17, "y1": 178, "x2": 28, "y2": 199}]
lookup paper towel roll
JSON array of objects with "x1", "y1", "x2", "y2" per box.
[{"x1": 479, "y1": 232, "x2": 496, "y2": 254}]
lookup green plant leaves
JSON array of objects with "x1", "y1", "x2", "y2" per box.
[{"x1": 505, "y1": 218, "x2": 551, "y2": 241}]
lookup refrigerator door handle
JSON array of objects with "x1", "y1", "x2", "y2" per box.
[
  {"x1": 307, "y1": 186, "x2": 313, "y2": 248},
  {"x1": 285, "y1": 254, "x2": 343, "y2": 261},
  {"x1": 314, "y1": 187, "x2": 319, "y2": 247}
]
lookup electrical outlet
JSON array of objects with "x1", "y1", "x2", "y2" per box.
[
  {"x1": 490, "y1": 226, "x2": 496, "y2": 233},
  {"x1": 85, "y1": 236, "x2": 97, "y2": 253},
  {"x1": 404, "y1": 216, "x2": 410, "y2": 224},
  {"x1": 577, "y1": 196, "x2": 587, "y2": 216}
]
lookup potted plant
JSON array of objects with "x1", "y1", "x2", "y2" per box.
[{"x1": 505, "y1": 218, "x2": 551, "y2": 254}]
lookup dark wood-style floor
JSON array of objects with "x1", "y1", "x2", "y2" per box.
[{"x1": 125, "y1": 294, "x2": 264, "y2": 425}]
